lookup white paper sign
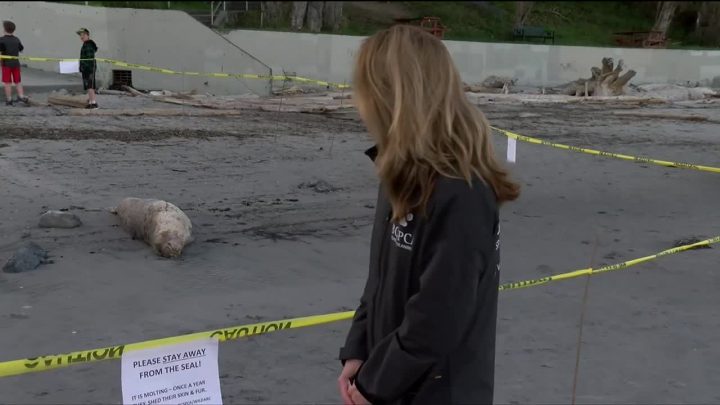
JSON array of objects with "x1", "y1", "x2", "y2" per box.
[
  {"x1": 59, "y1": 61, "x2": 79, "y2": 74},
  {"x1": 507, "y1": 137, "x2": 517, "y2": 163},
  {"x1": 121, "y1": 338, "x2": 222, "y2": 405}
]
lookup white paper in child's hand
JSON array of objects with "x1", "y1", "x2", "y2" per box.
[
  {"x1": 507, "y1": 137, "x2": 517, "y2": 163},
  {"x1": 59, "y1": 61, "x2": 79, "y2": 74}
]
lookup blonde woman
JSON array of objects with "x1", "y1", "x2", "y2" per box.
[{"x1": 338, "y1": 25, "x2": 519, "y2": 405}]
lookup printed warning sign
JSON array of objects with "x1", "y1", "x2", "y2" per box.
[{"x1": 121, "y1": 338, "x2": 222, "y2": 405}]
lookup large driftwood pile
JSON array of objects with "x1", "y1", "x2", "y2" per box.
[{"x1": 559, "y1": 57, "x2": 636, "y2": 97}]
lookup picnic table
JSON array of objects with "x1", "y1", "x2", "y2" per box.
[{"x1": 512, "y1": 26, "x2": 555, "y2": 44}]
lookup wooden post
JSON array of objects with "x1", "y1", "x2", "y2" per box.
[{"x1": 329, "y1": 80, "x2": 347, "y2": 156}]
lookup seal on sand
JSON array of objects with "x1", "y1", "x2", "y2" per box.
[{"x1": 113, "y1": 198, "x2": 193, "y2": 258}]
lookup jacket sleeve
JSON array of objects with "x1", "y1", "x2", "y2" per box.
[
  {"x1": 354, "y1": 190, "x2": 494, "y2": 403},
  {"x1": 19, "y1": 41, "x2": 24, "y2": 53},
  {"x1": 339, "y1": 278, "x2": 371, "y2": 362}
]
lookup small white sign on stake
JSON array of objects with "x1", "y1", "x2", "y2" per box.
[
  {"x1": 121, "y1": 338, "x2": 222, "y2": 405},
  {"x1": 58, "y1": 61, "x2": 79, "y2": 74},
  {"x1": 507, "y1": 137, "x2": 517, "y2": 163}
]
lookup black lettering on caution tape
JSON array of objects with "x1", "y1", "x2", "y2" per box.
[
  {"x1": 499, "y1": 277, "x2": 551, "y2": 291},
  {"x1": 23, "y1": 346, "x2": 125, "y2": 369},
  {"x1": 209, "y1": 321, "x2": 292, "y2": 341},
  {"x1": 594, "y1": 262, "x2": 629, "y2": 272}
]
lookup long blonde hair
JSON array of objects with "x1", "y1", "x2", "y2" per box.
[{"x1": 353, "y1": 25, "x2": 520, "y2": 221}]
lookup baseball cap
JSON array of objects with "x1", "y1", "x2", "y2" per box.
[{"x1": 76, "y1": 28, "x2": 90, "y2": 35}]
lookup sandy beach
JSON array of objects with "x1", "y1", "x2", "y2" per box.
[{"x1": 1, "y1": 94, "x2": 719, "y2": 403}]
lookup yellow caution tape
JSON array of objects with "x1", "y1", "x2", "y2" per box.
[
  {"x1": 0, "y1": 311, "x2": 354, "y2": 378},
  {"x1": 493, "y1": 127, "x2": 720, "y2": 174},
  {"x1": 0, "y1": 236, "x2": 715, "y2": 378},
  {"x1": 0, "y1": 55, "x2": 350, "y2": 89},
  {"x1": 500, "y1": 236, "x2": 719, "y2": 291}
]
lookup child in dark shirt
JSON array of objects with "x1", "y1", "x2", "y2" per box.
[
  {"x1": 0, "y1": 20, "x2": 29, "y2": 106},
  {"x1": 77, "y1": 27, "x2": 98, "y2": 109}
]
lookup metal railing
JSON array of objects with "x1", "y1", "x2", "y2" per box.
[{"x1": 210, "y1": 1, "x2": 226, "y2": 26}]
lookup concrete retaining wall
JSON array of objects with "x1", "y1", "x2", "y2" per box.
[
  {"x1": 0, "y1": 2, "x2": 271, "y2": 95},
  {"x1": 3, "y1": 1, "x2": 718, "y2": 95},
  {"x1": 225, "y1": 29, "x2": 720, "y2": 88}
]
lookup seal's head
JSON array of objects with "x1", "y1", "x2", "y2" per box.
[{"x1": 154, "y1": 230, "x2": 184, "y2": 258}]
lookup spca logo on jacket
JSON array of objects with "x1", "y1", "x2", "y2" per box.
[{"x1": 391, "y1": 213, "x2": 415, "y2": 251}]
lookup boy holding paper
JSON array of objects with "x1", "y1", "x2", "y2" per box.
[{"x1": 77, "y1": 27, "x2": 98, "y2": 109}]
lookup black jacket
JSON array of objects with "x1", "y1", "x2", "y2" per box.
[
  {"x1": 79, "y1": 40, "x2": 98, "y2": 73},
  {"x1": 340, "y1": 147, "x2": 501, "y2": 404},
  {"x1": 0, "y1": 35, "x2": 24, "y2": 68}
]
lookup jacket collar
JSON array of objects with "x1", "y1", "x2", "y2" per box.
[{"x1": 365, "y1": 145, "x2": 378, "y2": 162}]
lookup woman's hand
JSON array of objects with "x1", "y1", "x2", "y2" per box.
[
  {"x1": 349, "y1": 381, "x2": 370, "y2": 404},
  {"x1": 338, "y1": 359, "x2": 364, "y2": 404}
]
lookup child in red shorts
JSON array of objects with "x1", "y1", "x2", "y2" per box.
[{"x1": 0, "y1": 20, "x2": 28, "y2": 106}]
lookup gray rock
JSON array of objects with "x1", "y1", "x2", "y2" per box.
[
  {"x1": 39, "y1": 210, "x2": 82, "y2": 229},
  {"x1": 673, "y1": 236, "x2": 712, "y2": 249},
  {"x1": 2, "y1": 242, "x2": 50, "y2": 273},
  {"x1": 298, "y1": 180, "x2": 339, "y2": 193}
]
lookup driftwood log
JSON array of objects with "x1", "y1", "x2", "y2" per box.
[
  {"x1": 67, "y1": 108, "x2": 248, "y2": 117},
  {"x1": 47, "y1": 94, "x2": 89, "y2": 108},
  {"x1": 557, "y1": 57, "x2": 636, "y2": 97},
  {"x1": 464, "y1": 76, "x2": 515, "y2": 94}
]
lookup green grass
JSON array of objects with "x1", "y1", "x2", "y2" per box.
[
  {"x1": 341, "y1": 1, "x2": 659, "y2": 45},
  {"x1": 405, "y1": 1, "x2": 515, "y2": 42},
  {"x1": 320, "y1": 1, "x2": 661, "y2": 45},
  {"x1": 526, "y1": 2, "x2": 655, "y2": 46}
]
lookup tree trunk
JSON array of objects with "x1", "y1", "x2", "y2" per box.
[
  {"x1": 514, "y1": 1, "x2": 534, "y2": 28},
  {"x1": 322, "y1": 1, "x2": 343, "y2": 32},
  {"x1": 652, "y1": 1, "x2": 678, "y2": 35},
  {"x1": 306, "y1": 1, "x2": 324, "y2": 32},
  {"x1": 291, "y1": 1, "x2": 308, "y2": 30},
  {"x1": 261, "y1": 1, "x2": 285, "y2": 28},
  {"x1": 696, "y1": 2, "x2": 720, "y2": 46}
]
